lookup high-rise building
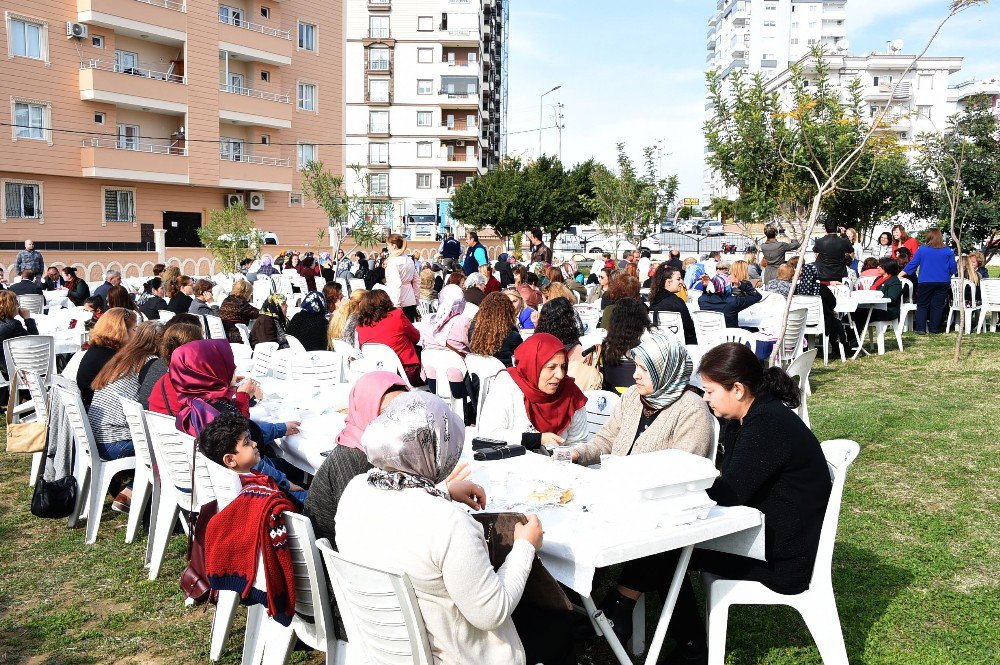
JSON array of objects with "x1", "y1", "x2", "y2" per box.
[
  {"x1": 0, "y1": 0, "x2": 343, "y2": 249},
  {"x1": 344, "y1": 0, "x2": 504, "y2": 235}
]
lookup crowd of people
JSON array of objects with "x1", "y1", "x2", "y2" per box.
[{"x1": 4, "y1": 223, "x2": 995, "y2": 665}]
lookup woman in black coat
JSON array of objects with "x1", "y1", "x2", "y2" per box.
[
  {"x1": 647, "y1": 264, "x2": 697, "y2": 344},
  {"x1": 286, "y1": 291, "x2": 330, "y2": 351},
  {"x1": 0, "y1": 291, "x2": 38, "y2": 381}
]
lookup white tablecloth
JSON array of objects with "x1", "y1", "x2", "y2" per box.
[
  {"x1": 738, "y1": 291, "x2": 787, "y2": 333},
  {"x1": 43, "y1": 290, "x2": 70, "y2": 310},
  {"x1": 24, "y1": 314, "x2": 86, "y2": 355}
]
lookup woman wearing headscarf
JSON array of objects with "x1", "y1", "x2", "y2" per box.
[
  {"x1": 495, "y1": 253, "x2": 516, "y2": 288},
  {"x1": 286, "y1": 291, "x2": 329, "y2": 351},
  {"x1": 478, "y1": 332, "x2": 589, "y2": 451},
  {"x1": 249, "y1": 294, "x2": 289, "y2": 349},
  {"x1": 257, "y1": 254, "x2": 277, "y2": 277},
  {"x1": 336, "y1": 391, "x2": 551, "y2": 665},
  {"x1": 318, "y1": 251, "x2": 336, "y2": 284},
  {"x1": 419, "y1": 284, "x2": 473, "y2": 398}
]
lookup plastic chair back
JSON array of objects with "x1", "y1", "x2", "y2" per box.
[
  {"x1": 812, "y1": 440, "x2": 860, "y2": 590},
  {"x1": 203, "y1": 457, "x2": 242, "y2": 510},
  {"x1": 252, "y1": 278, "x2": 274, "y2": 308},
  {"x1": 464, "y1": 354, "x2": 506, "y2": 423},
  {"x1": 285, "y1": 334, "x2": 307, "y2": 353},
  {"x1": 4, "y1": 335, "x2": 54, "y2": 387},
  {"x1": 119, "y1": 397, "x2": 155, "y2": 472},
  {"x1": 19, "y1": 368, "x2": 48, "y2": 423},
  {"x1": 204, "y1": 315, "x2": 227, "y2": 340},
  {"x1": 462, "y1": 302, "x2": 479, "y2": 318},
  {"x1": 691, "y1": 311, "x2": 725, "y2": 346},
  {"x1": 360, "y1": 343, "x2": 419, "y2": 389},
  {"x1": 235, "y1": 323, "x2": 251, "y2": 345},
  {"x1": 650, "y1": 310, "x2": 683, "y2": 338},
  {"x1": 784, "y1": 349, "x2": 817, "y2": 426},
  {"x1": 900, "y1": 278, "x2": 915, "y2": 304},
  {"x1": 584, "y1": 390, "x2": 620, "y2": 438},
  {"x1": 250, "y1": 341, "x2": 279, "y2": 376},
  {"x1": 775, "y1": 308, "x2": 808, "y2": 363},
  {"x1": 791, "y1": 295, "x2": 824, "y2": 330},
  {"x1": 17, "y1": 294, "x2": 45, "y2": 315},
  {"x1": 144, "y1": 411, "x2": 214, "y2": 511},
  {"x1": 856, "y1": 276, "x2": 876, "y2": 290},
  {"x1": 420, "y1": 347, "x2": 468, "y2": 394},
  {"x1": 53, "y1": 382, "x2": 99, "y2": 463},
  {"x1": 158, "y1": 310, "x2": 175, "y2": 322},
  {"x1": 317, "y1": 540, "x2": 434, "y2": 665},
  {"x1": 349, "y1": 278, "x2": 366, "y2": 292},
  {"x1": 282, "y1": 513, "x2": 336, "y2": 650},
  {"x1": 707, "y1": 327, "x2": 755, "y2": 348},
  {"x1": 272, "y1": 350, "x2": 344, "y2": 385}
]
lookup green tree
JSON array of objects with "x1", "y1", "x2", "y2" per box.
[
  {"x1": 197, "y1": 203, "x2": 258, "y2": 275},
  {"x1": 300, "y1": 161, "x2": 386, "y2": 251},
  {"x1": 450, "y1": 158, "x2": 535, "y2": 238},
  {"x1": 677, "y1": 206, "x2": 697, "y2": 220},
  {"x1": 524, "y1": 155, "x2": 594, "y2": 247}
]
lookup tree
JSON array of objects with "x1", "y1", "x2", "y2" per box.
[
  {"x1": 677, "y1": 206, "x2": 697, "y2": 220},
  {"x1": 525, "y1": 155, "x2": 594, "y2": 247},
  {"x1": 450, "y1": 158, "x2": 536, "y2": 238},
  {"x1": 197, "y1": 203, "x2": 258, "y2": 275},
  {"x1": 301, "y1": 161, "x2": 386, "y2": 251}
]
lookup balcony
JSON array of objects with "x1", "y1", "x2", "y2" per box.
[
  {"x1": 77, "y1": 0, "x2": 186, "y2": 43},
  {"x1": 218, "y1": 84, "x2": 292, "y2": 129},
  {"x1": 866, "y1": 82, "x2": 911, "y2": 101},
  {"x1": 219, "y1": 15, "x2": 292, "y2": 66},
  {"x1": 368, "y1": 0, "x2": 391, "y2": 9},
  {"x1": 441, "y1": 119, "x2": 478, "y2": 135},
  {"x1": 81, "y1": 136, "x2": 188, "y2": 184},
  {"x1": 79, "y1": 59, "x2": 187, "y2": 113},
  {"x1": 219, "y1": 149, "x2": 292, "y2": 191},
  {"x1": 367, "y1": 123, "x2": 390, "y2": 137}
]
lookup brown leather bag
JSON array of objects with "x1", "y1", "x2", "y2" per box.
[{"x1": 473, "y1": 512, "x2": 573, "y2": 612}]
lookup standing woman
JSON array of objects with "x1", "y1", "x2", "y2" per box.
[
  {"x1": 874, "y1": 231, "x2": 893, "y2": 259},
  {"x1": 891, "y1": 224, "x2": 919, "y2": 260},
  {"x1": 250, "y1": 294, "x2": 290, "y2": 348},
  {"x1": 296, "y1": 256, "x2": 321, "y2": 292},
  {"x1": 759, "y1": 225, "x2": 801, "y2": 285},
  {"x1": 385, "y1": 233, "x2": 421, "y2": 322},
  {"x1": 62, "y1": 266, "x2": 90, "y2": 306},
  {"x1": 287, "y1": 291, "x2": 330, "y2": 351},
  {"x1": 901, "y1": 228, "x2": 956, "y2": 334}
]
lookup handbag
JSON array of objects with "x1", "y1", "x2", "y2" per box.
[
  {"x1": 473, "y1": 512, "x2": 573, "y2": 612},
  {"x1": 31, "y1": 476, "x2": 77, "y2": 519},
  {"x1": 5, "y1": 370, "x2": 48, "y2": 454},
  {"x1": 567, "y1": 346, "x2": 603, "y2": 392}
]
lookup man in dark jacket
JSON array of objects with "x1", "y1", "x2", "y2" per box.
[
  {"x1": 9, "y1": 271, "x2": 44, "y2": 296},
  {"x1": 665, "y1": 249, "x2": 684, "y2": 275},
  {"x1": 439, "y1": 233, "x2": 461, "y2": 271},
  {"x1": 528, "y1": 227, "x2": 552, "y2": 265},
  {"x1": 697, "y1": 275, "x2": 762, "y2": 328},
  {"x1": 43, "y1": 267, "x2": 65, "y2": 291},
  {"x1": 813, "y1": 219, "x2": 853, "y2": 282},
  {"x1": 462, "y1": 231, "x2": 489, "y2": 276}
]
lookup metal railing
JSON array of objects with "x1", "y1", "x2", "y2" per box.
[
  {"x1": 219, "y1": 149, "x2": 290, "y2": 167},
  {"x1": 218, "y1": 15, "x2": 291, "y2": 40},
  {"x1": 136, "y1": 0, "x2": 186, "y2": 11},
  {"x1": 367, "y1": 58, "x2": 390, "y2": 70},
  {"x1": 367, "y1": 28, "x2": 391, "y2": 39},
  {"x1": 82, "y1": 136, "x2": 187, "y2": 155},
  {"x1": 219, "y1": 83, "x2": 290, "y2": 103},
  {"x1": 441, "y1": 120, "x2": 477, "y2": 130},
  {"x1": 80, "y1": 59, "x2": 186, "y2": 84},
  {"x1": 368, "y1": 124, "x2": 390, "y2": 133},
  {"x1": 438, "y1": 90, "x2": 475, "y2": 98},
  {"x1": 369, "y1": 0, "x2": 391, "y2": 5}
]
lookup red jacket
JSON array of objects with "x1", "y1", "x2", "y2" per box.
[
  {"x1": 357, "y1": 308, "x2": 421, "y2": 367},
  {"x1": 891, "y1": 238, "x2": 918, "y2": 260},
  {"x1": 483, "y1": 276, "x2": 502, "y2": 295}
]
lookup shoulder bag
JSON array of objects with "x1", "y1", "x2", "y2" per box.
[{"x1": 5, "y1": 370, "x2": 48, "y2": 454}]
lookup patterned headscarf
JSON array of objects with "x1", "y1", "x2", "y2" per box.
[
  {"x1": 464, "y1": 272, "x2": 486, "y2": 289},
  {"x1": 261, "y1": 294, "x2": 287, "y2": 325},
  {"x1": 300, "y1": 291, "x2": 327, "y2": 315},
  {"x1": 363, "y1": 392, "x2": 464, "y2": 500},
  {"x1": 428, "y1": 285, "x2": 466, "y2": 343},
  {"x1": 627, "y1": 331, "x2": 693, "y2": 411}
]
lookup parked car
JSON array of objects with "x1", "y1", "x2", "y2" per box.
[
  {"x1": 585, "y1": 233, "x2": 661, "y2": 255},
  {"x1": 660, "y1": 219, "x2": 676, "y2": 232},
  {"x1": 676, "y1": 219, "x2": 701, "y2": 234},
  {"x1": 703, "y1": 220, "x2": 725, "y2": 236}
]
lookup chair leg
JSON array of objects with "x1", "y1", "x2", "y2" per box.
[
  {"x1": 126, "y1": 472, "x2": 151, "y2": 544},
  {"x1": 242, "y1": 604, "x2": 267, "y2": 665},
  {"x1": 67, "y1": 465, "x2": 91, "y2": 528},
  {"x1": 261, "y1": 618, "x2": 296, "y2": 665},
  {"x1": 85, "y1": 464, "x2": 112, "y2": 545},
  {"x1": 28, "y1": 451, "x2": 43, "y2": 487},
  {"x1": 798, "y1": 596, "x2": 849, "y2": 665},
  {"x1": 705, "y1": 598, "x2": 730, "y2": 665},
  {"x1": 876, "y1": 327, "x2": 886, "y2": 355},
  {"x1": 144, "y1": 483, "x2": 161, "y2": 568},
  {"x1": 148, "y1": 500, "x2": 180, "y2": 580},
  {"x1": 210, "y1": 591, "x2": 241, "y2": 661},
  {"x1": 629, "y1": 593, "x2": 646, "y2": 656}
]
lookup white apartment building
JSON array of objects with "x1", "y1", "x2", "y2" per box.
[
  {"x1": 948, "y1": 76, "x2": 1000, "y2": 115},
  {"x1": 705, "y1": 0, "x2": 848, "y2": 199},
  {"x1": 344, "y1": 0, "x2": 503, "y2": 234}
]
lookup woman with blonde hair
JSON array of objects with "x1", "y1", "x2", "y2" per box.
[
  {"x1": 328, "y1": 288, "x2": 366, "y2": 347},
  {"x1": 77, "y1": 308, "x2": 137, "y2": 409},
  {"x1": 505, "y1": 289, "x2": 535, "y2": 330},
  {"x1": 218, "y1": 279, "x2": 259, "y2": 343}
]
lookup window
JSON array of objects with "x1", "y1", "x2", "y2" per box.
[
  {"x1": 117, "y1": 123, "x2": 140, "y2": 150},
  {"x1": 917, "y1": 105, "x2": 932, "y2": 120},
  {"x1": 369, "y1": 143, "x2": 389, "y2": 164},
  {"x1": 369, "y1": 16, "x2": 389, "y2": 39},
  {"x1": 416, "y1": 173, "x2": 431, "y2": 189},
  {"x1": 807, "y1": 38, "x2": 817, "y2": 45},
  {"x1": 416, "y1": 111, "x2": 432, "y2": 126},
  {"x1": 808, "y1": 21, "x2": 817, "y2": 28},
  {"x1": 369, "y1": 110, "x2": 388, "y2": 133},
  {"x1": 417, "y1": 79, "x2": 432, "y2": 95},
  {"x1": 94, "y1": 112, "x2": 105, "y2": 125},
  {"x1": 13, "y1": 101, "x2": 46, "y2": 141},
  {"x1": 468, "y1": 52, "x2": 477, "y2": 64},
  {"x1": 416, "y1": 142, "x2": 432, "y2": 158},
  {"x1": 763, "y1": 21, "x2": 775, "y2": 27},
  {"x1": 368, "y1": 173, "x2": 389, "y2": 196},
  {"x1": 368, "y1": 78, "x2": 390, "y2": 102},
  {"x1": 92, "y1": 35, "x2": 104, "y2": 48},
  {"x1": 297, "y1": 143, "x2": 317, "y2": 168},
  {"x1": 918, "y1": 74, "x2": 934, "y2": 90},
  {"x1": 368, "y1": 46, "x2": 390, "y2": 70},
  {"x1": 4, "y1": 182, "x2": 41, "y2": 219},
  {"x1": 297, "y1": 82, "x2": 316, "y2": 110},
  {"x1": 8, "y1": 16, "x2": 44, "y2": 60},
  {"x1": 764, "y1": 3, "x2": 777, "y2": 9},
  {"x1": 791, "y1": 21, "x2": 799, "y2": 28},
  {"x1": 417, "y1": 48, "x2": 433, "y2": 63},
  {"x1": 220, "y1": 138, "x2": 244, "y2": 161},
  {"x1": 103, "y1": 188, "x2": 135, "y2": 223},
  {"x1": 219, "y1": 5, "x2": 243, "y2": 26},
  {"x1": 298, "y1": 22, "x2": 317, "y2": 51},
  {"x1": 115, "y1": 49, "x2": 138, "y2": 72},
  {"x1": 442, "y1": 175, "x2": 454, "y2": 189},
  {"x1": 260, "y1": 6, "x2": 270, "y2": 19},
  {"x1": 790, "y1": 38, "x2": 799, "y2": 45},
  {"x1": 289, "y1": 192, "x2": 303, "y2": 206},
  {"x1": 261, "y1": 134, "x2": 270, "y2": 145},
  {"x1": 261, "y1": 70, "x2": 270, "y2": 82},
  {"x1": 417, "y1": 16, "x2": 433, "y2": 31}
]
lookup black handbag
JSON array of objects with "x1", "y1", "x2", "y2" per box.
[{"x1": 30, "y1": 476, "x2": 77, "y2": 519}]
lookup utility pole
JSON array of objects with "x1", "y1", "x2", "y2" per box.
[
  {"x1": 555, "y1": 103, "x2": 565, "y2": 161},
  {"x1": 539, "y1": 85, "x2": 561, "y2": 158}
]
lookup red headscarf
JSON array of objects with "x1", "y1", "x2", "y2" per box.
[
  {"x1": 169, "y1": 339, "x2": 237, "y2": 435},
  {"x1": 337, "y1": 371, "x2": 408, "y2": 451},
  {"x1": 506, "y1": 333, "x2": 586, "y2": 435}
]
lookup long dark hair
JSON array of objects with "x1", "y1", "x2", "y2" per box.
[
  {"x1": 535, "y1": 297, "x2": 580, "y2": 348},
  {"x1": 699, "y1": 342, "x2": 800, "y2": 408},
  {"x1": 648, "y1": 263, "x2": 679, "y2": 305},
  {"x1": 601, "y1": 298, "x2": 650, "y2": 365}
]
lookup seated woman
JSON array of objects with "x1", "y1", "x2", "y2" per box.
[
  {"x1": 420, "y1": 285, "x2": 473, "y2": 397},
  {"x1": 764, "y1": 262, "x2": 796, "y2": 298},
  {"x1": 327, "y1": 288, "x2": 366, "y2": 348},
  {"x1": 850, "y1": 258, "x2": 903, "y2": 343},
  {"x1": 62, "y1": 266, "x2": 90, "y2": 306},
  {"x1": 218, "y1": 279, "x2": 259, "y2": 343},
  {"x1": 249, "y1": 294, "x2": 290, "y2": 349},
  {"x1": 296, "y1": 255, "x2": 321, "y2": 292},
  {"x1": 505, "y1": 289, "x2": 535, "y2": 330},
  {"x1": 87, "y1": 321, "x2": 164, "y2": 512},
  {"x1": 336, "y1": 391, "x2": 571, "y2": 665},
  {"x1": 647, "y1": 264, "x2": 697, "y2": 344},
  {"x1": 468, "y1": 292, "x2": 522, "y2": 367},
  {"x1": 136, "y1": 277, "x2": 169, "y2": 321},
  {"x1": 77, "y1": 308, "x2": 136, "y2": 409},
  {"x1": 535, "y1": 296, "x2": 585, "y2": 363},
  {"x1": 600, "y1": 273, "x2": 641, "y2": 328},
  {"x1": 287, "y1": 291, "x2": 330, "y2": 351},
  {"x1": 859, "y1": 257, "x2": 881, "y2": 280},
  {"x1": 106, "y1": 285, "x2": 137, "y2": 312},
  {"x1": 166, "y1": 276, "x2": 194, "y2": 314},
  {"x1": 139, "y1": 320, "x2": 203, "y2": 408},
  {"x1": 698, "y1": 274, "x2": 762, "y2": 328},
  {"x1": 82, "y1": 296, "x2": 105, "y2": 332},
  {"x1": 514, "y1": 265, "x2": 543, "y2": 309},
  {"x1": 463, "y1": 272, "x2": 488, "y2": 306},
  {"x1": 589, "y1": 266, "x2": 614, "y2": 305},
  {"x1": 599, "y1": 342, "x2": 832, "y2": 662},
  {"x1": 323, "y1": 281, "x2": 344, "y2": 316},
  {"x1": 355, "y1": 289, "x2": 423, "y2": 386},
  {"x1": 574, "y1": 331, "x2": 714, "y2": 464},
  {"x1": 599, "y1": 297, "x2": 650, "y2": 394},
  {"x1": 188, "y1": 279, "x2": 218, "y2": 316},
  {"x1": 480, "y1": 264, "x2": 502, "y2": 295},
  {"x1": 0, "y1": 291, "x2": 39, "y2": 382},
  {"x1": 419, "y1": 264, "x2": 436, "y2": 302},
  {"x1": 478, "y1": 332, "x2": 588, "y2": 452}
]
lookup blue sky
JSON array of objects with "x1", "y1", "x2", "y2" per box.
[{"x1": 504, "y1": 0, "x2": 1000, "y2": 200}]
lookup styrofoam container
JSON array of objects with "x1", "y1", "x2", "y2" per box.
[{"x1": 598, "y1": 449, "x2": 719, "y2": 502}]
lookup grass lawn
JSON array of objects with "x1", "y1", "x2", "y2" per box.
[{"x1": 1, "y1": 332, "x2": 998, "y2": 664}]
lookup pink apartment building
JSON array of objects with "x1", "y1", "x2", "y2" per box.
[{"x1": 0, "y1": 0, "x2": 343, "y2": 251}]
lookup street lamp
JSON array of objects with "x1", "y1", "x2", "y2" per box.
[{"x1": 539, "y1": 85, "x2": 561, "y2": 157}]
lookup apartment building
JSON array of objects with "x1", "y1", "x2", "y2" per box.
[
  {"x1": 948, "y1": 75, "x2": 1000, "y2": 115},
  {"x1": 344, "y1": 0, "x2": 504, "y2": 234},
  {"x1": 0, "y1": 0, "x2": 342, "y2": 250}
]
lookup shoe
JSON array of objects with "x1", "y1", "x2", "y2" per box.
[
  {"x1": 656, "y1": 640, "x2": 708, "y2": 665},
  {"x1": 597, "y1": 588, "x2": 637, "y2": 645},
  {"x1": 111, "y1": 491, "x2": 131, "y2": 513}
]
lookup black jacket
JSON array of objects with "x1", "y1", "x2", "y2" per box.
[
  {"x1": 697, "y1": 281, "x2": 762, "y2": 328},
  {"x1": 648, "y1": 290, "x2": 697, "y2": 344},
  {"x1": 66, "y1": 279, "x2": 90, "y2": 306},
  {"x1": 167, "y1": 292, "x2": 193, "y2": 314},
  {"x1": 0, "y1": 316, "x2": 39, "y2": 379},
  {"x1": 710, "y1": 392, "x2": 832, "y2": 593},
  {"x1": 76, "y1": 345, "x2": 117, "y2": 410},
  {"x1": 287, "y1": 311, "x2": 330, "y2": 351},
  {"x1": 44, "y1": 276, "x2": 65, "y2": 291},
  {"x1": 138, "y1": 295, "x2": 169, "y2": 321},
  {"x1": 9, "y1": 280, "x2": 43, "y2": 296},
  {"x1": 813, "y1": 233, "x2": 853, "y2": 282}
]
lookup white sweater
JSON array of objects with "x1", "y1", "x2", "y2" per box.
[
  {"x1": 336, "y1": 476, "x2": 534, "y2": 665},
  {"x1": 385, "y1": 254, "x2": 421, "y2": 308},
  {"x1": 477, "y1": 371, "x2": 589, "y2": 447}
]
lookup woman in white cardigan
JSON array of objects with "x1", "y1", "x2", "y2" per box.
[
  {"x1": 336, "y1": 392, "x2": 545, "y2": 665},
  {"x1": 384, "y1": 233, "x2": 421, "y2": 322},
  {"x1": 477, "y1": 332, "x2": 589, "y2": 452}
]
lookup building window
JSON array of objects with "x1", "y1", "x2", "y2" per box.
[
  {"x1": 369, "y1": 143, "x2": 389, "y2": 164},
  {"x1": 297, "y1": 82, "x2": 316, "y2": 111},
  {"x1": 369, "y1": 46, "x2": 390, "y2": 70},
  {"x1": 763, "y1": 21, "x2": 775, "y2": 27},
  {"x1": 297, "y1": 143, "x2": 317, "y2": 168},
  {"x1": 917, "y1": 105, "x2": 932, "y2": 120},
  {"x1": 261, "y1": 134, "x2": 270, "y2": 145},
  {"x1": 791, "y1": 21, "x2": 799, "y2": 28},
  {"x1": 417, "y1": 79, "x2": 432, "y2": 95},
  {"x1": 289, "y1": 192, "x2": 303, "y2": 206},
  {"x1": 92, "y1": 35, "x2": 104, "y2": 48},
  {"x1": 416, "y1": 142, "x2": 432, "y2": 158},
  {"x1": 369, "y1": 110, "x2": 389, "y2": 133},
  {"x1": 368, "y1": 173, "x2": 389, "y2": 196},
  {"x1": 468, "y1": 52, "x2": 477, "y2": 64},
  {"x1": 416, "y1": 111, "x2": 432, "y2": 126},
  {"x1": 298, "y1": 22, "x2": 317, "y2": 51},
  {"x1": 261, "y1": 70, "x2": 270, "y2": 82},
  {"x1": 369, "y1": 16, "x2": 389, "y2": 39},
  {"x1": 117, "y1": 123, "x2": 140, "y2": 150},
  {"x1": 369, "y1": 78, "x2": 390, "y2": 102},
  {"x1": 417, "y1": 48, "x2": 433, "y2": 63},
  {"x1": 220, "y1": 138, "x2": 244, "y2": 161},
  {"x1": 416, "y1": 173, "x2": 431, "y2": 189},
  {"x1": 807, "y1": 38, "x2": 817, "y2": 45},
  {"x1": 790, "y1": 38, "x2": 799, "y2": 45},
  {"x1": 94, "y1": 112, "x2": 105, "y2": 125},
  {"x1": 260, "y1": 6, "x2": 270, "y2": 19},
  {"x1": 7, "y1": 16, "x2": 45, "y2": 61},
  {"x1": 918, "y1": 74, "x2": 933, "y2": 90},
  {"x1": 12, "y1": 101, "x2": 48, "y2": 142},
  {"x1": 3, "y1": 181, "x2": 41, "y2": 220},
  {"x1": 417, "y1": 16, "x2": 433, "y2": 31},
  {"x1": 103, "y1": 188, "x2": 135, "y2": 224}
]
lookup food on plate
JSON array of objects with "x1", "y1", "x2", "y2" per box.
[{"x1": 526, "y1": 486, "x2": 574, "y2": 505}]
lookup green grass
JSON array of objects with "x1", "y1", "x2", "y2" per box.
[{"x1": 2, "y1": 333, "x2": 999, "y2": 663}]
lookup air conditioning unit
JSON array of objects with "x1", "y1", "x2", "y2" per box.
[
  {"x1": 248, "y1": 191, "x2": 265, "y2": 210},
  {"x1": 66, "y1": 22, "x2": 88, "y2": 39},
  {"x1": 456, "y1": 140, "x2": 465, "y2": 146},
  {"x1": 225, "y1": 193, "x2": 244, "y2": 207}
]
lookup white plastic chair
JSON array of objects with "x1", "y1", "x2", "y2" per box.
[
  {"x1": 54, "y1": 383, "x2": 137, "y2": 545},
  {"x1": 691, "y1": 311, "x2": 726, "y2": 346},
  {"x1": 17, "y1": 293, "x2": 45, "y2": 315},
  {"x1": 706, "y1": 327, "x2": 756, "y2": 349},
  {"x1": 158, "y1": 309, "x2": 175, "y2": 323},
  {"x1": 856, "y1": 275, "x2": 876, "y2": 290},
  {"x1": 349, "y1": 278, "x2": 366, "y2": 292},
  {"x1": 584, "y1": 390, "x2": 620, "y2": 439},
  {"x1": 235, "y1": 323, "x2": 252, "y2": 345},
  {"x1": 462, "y1": 302, "x2": 479, "y2": 318},
  {"x1": 271, "y1": 350, "x2": 343, "y2": 386},
  {"x1": 771, "y1": 308, "x2": 808, "y2": 367},
  {"x1": 945, "y1": 278, "x2": 981, "y2": 335},
  {"x1": 285, "y1": 334, "x2": 307, "y2": 353},
  {"x1": 360, "y1": 343, "x2": 424, "y2": 390},
  {"x1": 18, "y1": 368, "x2": 49, "y2": 487},
  {"x1": 862, "y1": 312, "x2": 904, "y2": 355},
  {"x1": 252, "y1": 279, "x2": 274, "y2": 308},
  {"x1": 204, "y1": 315, "x2": 227, "y2": 340},
  {"x1": 976, "y1": 278, "x2": 1000, "y2": 333},
  {"x1": 702, "y1": 440, "x2": 860, "y2": 665},
  {"x1": 417, "y1": 299, "x2": 434, "y2": 318},
  {"x1": 420, "y1": 348, "x2": 468, "y2": 417},
  {"x1": 792, "y1": 295, "x2": 842, "y2": 365},
  {"x1": 464, "y1": 354, "x2": 506, "y2": 426},
  {"x1": 650, "y1": 310, "x2": 684, "y2": 338},
  {"x1": 317, "y1": 540, "x2": 434, "y2": 665},
  {"x1": 898, "y1": 278, "x2": 916, "y2": 332},
  {"x1": 119, "y1": 398, "x2": 159, "y2": 558},
  {"x1": 251, "y1": 341, "x2": 280, "y2": 377},
  {"x1": 784, "y1": 349, "x2": 817, "y2": 427}
]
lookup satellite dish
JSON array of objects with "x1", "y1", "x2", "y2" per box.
[
  {"x1": 891, "y1": 39, "x2": 904, "y2": 53},
  {"x1": 836, "y1": 40, "x2": 850, "y2": 52}
]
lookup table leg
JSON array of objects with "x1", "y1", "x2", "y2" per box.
[
  {"x1": 852, "y1": 308, "x2": 874, "y2": 359},
  {"x1": 581, "y1": 595, "x2": 633, "y2": 665},
  {"x1": 644, "y1": 545, "x2": 694, "y2": 665}
]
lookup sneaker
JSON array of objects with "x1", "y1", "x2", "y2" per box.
[
  {"x1": 111, "y1": 491, "x2": 131, "y2": 513},
  {"x1": 656, "y1": 640, "x2": 708, "y2": 665}
]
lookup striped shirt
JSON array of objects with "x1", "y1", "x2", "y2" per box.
[{"x1": 87, "y1": 357, "x2": 155, "y2": 445}]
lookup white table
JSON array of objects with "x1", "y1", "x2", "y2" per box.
[
  {"x1": 43, "y1": 290, "x2": 70, "y2": 311},
  {"x1": 737, "y1": 291, "x2": 786, "y2": 334},
  {"x1": 23, "y1": 313, "x2": 86, "y2": 355},
  {"x1": 835, "y1": 293, "x2": 889, "y2": 359}
]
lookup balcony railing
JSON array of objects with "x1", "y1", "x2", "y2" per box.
[
  {"x1": 369, "y1": 0, "x2": 391, "y2": 6},
  {"x1": 82, "y1": 136, "x2": 187, "y2": 155},
  {"x1": 446, "y1": 153, "x2": 471, "y2": 162},
  {"x1": 438, "y1": 90, "x2": 476, "y2": 98},
  {"x1": 136, "y1": 0, "x2": 186, "y2": 11},
  {"x1": 219, "y1": 15, "x2": 291, "y2": 40},
  {"x1": 441, "y1": 121, "x2": 477, "y2": 130},
  {"x1": 447, "y1": 29, "x2": 476, "y2": 38},
  {"x1": 367, "y1": 59, "x2": 390, "y2": 71},
  {"x1": 219, "y1": 83, "x2": 290, "y2": 103},
  {"x1": 81, "y1": 59, "x2": 186, "y2": 84},
  {"x1": 219, "y1": 149, "x2": 290, "y2": 166},
  {"x1": 368, "y1": 29, "x2": 391, "y2": 39},
  {"x1": 368, "y1": 124, "x2": 390, "y2": 134}
]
